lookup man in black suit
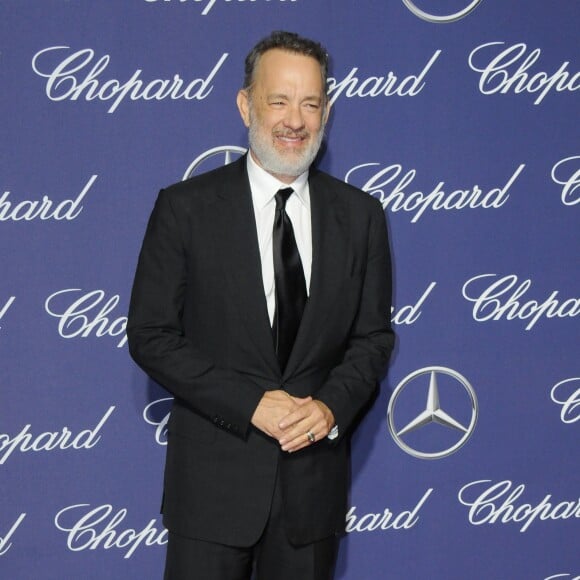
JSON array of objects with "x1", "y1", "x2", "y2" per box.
[{"x1": 128, "y1": 30, "x2": 394, "y2": 580}]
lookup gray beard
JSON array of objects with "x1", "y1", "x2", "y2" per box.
[{"x1": 248, "y1": 114, "x2": 324, "y2": 179}]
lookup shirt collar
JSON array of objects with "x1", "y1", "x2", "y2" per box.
[{"x1": 246, "y1": 150, "x2": 310, "y2": 210}]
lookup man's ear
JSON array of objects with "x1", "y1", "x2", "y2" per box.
[{"x1": 236, "y1": 89, "x2": 251, "y2": 128}]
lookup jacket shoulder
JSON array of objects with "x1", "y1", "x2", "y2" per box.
[
  {"x1": 159, "y1": 156, "x2": 246, "y2": 206},
  {"x1": 311, "y1": 168, "x2": 382, "y2": 214}
]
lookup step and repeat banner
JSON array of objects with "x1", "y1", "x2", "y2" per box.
[{"x1": 1, "y1": 1, "x2": 578, "y2": 579}]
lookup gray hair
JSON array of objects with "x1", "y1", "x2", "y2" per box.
[{"x1": 243, "y1": 30, "x2": 329, "y2": 92}]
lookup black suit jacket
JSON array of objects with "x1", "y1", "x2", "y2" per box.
[{"x1": 127, "y1": 156, "x2": 394, "y2": 547}]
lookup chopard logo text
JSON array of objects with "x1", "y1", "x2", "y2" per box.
[
  {"x1": 552, "y1": 156, "x2": 580, "y2": 206},
  {"x1": 0, "y1": 407, "x2": 114, "y2": 465},
  {"x1": 346, "y1": 488, "x2": 433, "y2": 532},
  {"x1": 0, "y1": 176, "x2": 96, "y2": 221},
  {"x1": 55, "y1": 504, "x2": 167, "y2": 559},
  {"x1": 468, "y1": 42, "x2": 580, "y2": 104},
  {"x1": 32, "y1": 47, "x2": 228, "y2": 113},
  {"x1": 391, "y1": 282, "x2": 436, "y2": 325},
  {"x1": 143, "y1": 398, "x2": 172, "y2": 445},
  {"x1": 550, "y1": 378, "x2": 580, "y2": 425},
  {"x1": 462, "y1": 274, "x2": 580, "y2": 330},
  {"x1": 458, "y1": 480, "x2": 580, "y2": 532},
  {"x1": 0, "y1": 514, "x2": 26, "y2": 556},
  {"x1": 45, "y1": 289, "x2": 128, "y2": 348},
  {"x1": 327, "y1": 51, "x2": 440, "y2": 106},
  {"x1": 345, "y1": 163, "x2": 524, "y2": 222}
]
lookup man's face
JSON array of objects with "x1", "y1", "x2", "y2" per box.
[{"x1": 237, "y1": 49, "x2": 330, "y2": 183}]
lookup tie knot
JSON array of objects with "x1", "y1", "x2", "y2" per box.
[{"x1": 275, "y1": 187, "x2": 294, "y2": 210}]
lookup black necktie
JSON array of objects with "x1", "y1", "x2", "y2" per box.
[{"x1": 272, "y1": 187, "x2": 307, "y2": 371}]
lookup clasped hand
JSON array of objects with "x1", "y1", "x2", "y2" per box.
[{"x1": 251, "y1": 390, "x2": 335, "y2": 453}]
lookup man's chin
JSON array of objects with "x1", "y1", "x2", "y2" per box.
[{"x1": 256, "y1": 153, "x2": 308, "y2": 177}]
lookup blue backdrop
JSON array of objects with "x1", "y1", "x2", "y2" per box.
[{"x1": 1, "y1": 1, "x2": 578, "y2": 579}]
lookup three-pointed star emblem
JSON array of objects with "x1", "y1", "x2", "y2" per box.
[{"x1": 387, "y1": 366, "x2": 478, "y2": 459}]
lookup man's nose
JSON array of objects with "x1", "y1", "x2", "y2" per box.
[{"x1": 283, "y1": 104, "x2": 305, "y2": 130}]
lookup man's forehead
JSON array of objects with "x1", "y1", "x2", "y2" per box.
[{"x1": 254, "y1": 49, "x2": 322, "y2": 81}]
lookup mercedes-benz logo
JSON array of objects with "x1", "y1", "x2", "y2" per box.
[
  {"x1": 387, "y1": 366, "x2": 478, "y2": 459},
  {"x1": 401, "y1": 0, "x2": 484, "y2": 24},
  {"x1": 182, "y1": 145, "x2": 247, "y2": 180}
]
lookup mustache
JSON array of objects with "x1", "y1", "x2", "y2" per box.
[{"x1": 273, "y1": 129, "x2": 309, "y2": 139}]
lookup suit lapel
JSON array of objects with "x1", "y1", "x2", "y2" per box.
[
  {"x1": 206, "y1": 159, "x2": 349, "y2": 379},
  {"x1": 284, "y1": 171, "x2": 349, "y2": 377}
]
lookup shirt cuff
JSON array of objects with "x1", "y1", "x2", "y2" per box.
[{"x1": 327, "y1": 425, "x2": 339, "y2": 440}]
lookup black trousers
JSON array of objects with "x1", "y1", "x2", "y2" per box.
[{"x1": 163, "y1": 470, "x2": 338, "y2": 580}]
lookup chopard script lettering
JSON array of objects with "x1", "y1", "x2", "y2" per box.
[
  {"x1": 468, "y1": 42, "x2": 580, "y2": 104},
  {"x1": 32, "y1": 47, "x2": 228, "y2": 113},
  {"x1": 0, "y1": 176, "x2": 96, "y2": 221},
  {"x1": 462, "y1": 274, "x2": 580, "y2": 330},
  {"x1": 55, "y1": 504, "x2": 167, "y2": 558},
  {"x1": 550, "y1": 378, "x2": 580, "y2": 424},
  {"x1": 458, "y1": 480, "x2": 580, "y2": 532},
  {"x1": 551, "y1": 156, "x2": 580, "y2": 206},
  {"x1": 346, "y1": 488, "x2": 433, "y2": 532},
  {"x1": 143, "y1": 398, "x2": 172, "y2": 445},
  {"x1": 327, "y1": 51, "x2": 440, "y2": 106},
  {"x1": 391, "y1": 283, "x2": 436, "y2": 325},
  {"x1": 0, "y1": 514, "x2": 26, "y2": 556},
  {"x1": 345, "y1": 163, "x2": 524, "y2": 222},
  {"x1": 0, "y1": 407, "x2": 114, "y2": 465},
  {"x1": 45, "y1": 289, "x2": 128, "y2": 348}
]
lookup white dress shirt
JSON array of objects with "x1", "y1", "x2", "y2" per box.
[
  {"x1": 246, "y1": 153, "x2": 338, "y2": 440},
  {"x1": 246, "y1": 152, "x2": 312, "y2": 326}
]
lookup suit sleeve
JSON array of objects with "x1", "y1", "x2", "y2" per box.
[
  {"x1": 315, "y1": 199, "x2": 395, "y2": 441},
  {"x1": 127, "y1": 189, "x2": 264, "y2": 439}
]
